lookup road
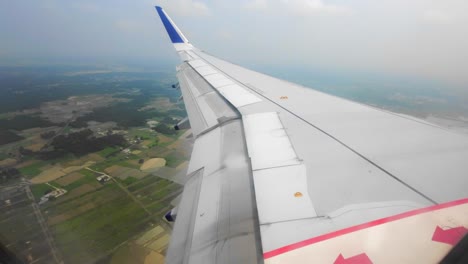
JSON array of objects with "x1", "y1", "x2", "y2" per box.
[
  {"x1": 85, "y1": 167, "x2": 153, "y2": 216},
  {"x1": 25, "y1": 184, "x2": 63, "y2": 264}
]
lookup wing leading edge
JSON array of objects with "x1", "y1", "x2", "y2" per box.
[{"x1": 155, "y1": 6, "x2": 468, "y2": 264}]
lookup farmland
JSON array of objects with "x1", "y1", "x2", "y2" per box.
[{"x1": 0, "y1": 67, "x2": 192, "y2": 264}]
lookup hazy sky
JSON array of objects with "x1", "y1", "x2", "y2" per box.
[{"x1": 1, "y1": 0, "x2": 467, "y2": 87}]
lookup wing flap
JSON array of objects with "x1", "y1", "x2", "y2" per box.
[
  {"x1": 253, "y1": 164, "x2": 317, "y2": 224},
  {"x1": 243, "y1": 112, "x2": 301, "y2": 170},
  {"x1": 165, "y1": 169, "x2": 204, "y2": 263}
]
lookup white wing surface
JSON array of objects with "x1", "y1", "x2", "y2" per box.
[{"x1": 155, "y1": 6, "x2": 468, "y2": 264}]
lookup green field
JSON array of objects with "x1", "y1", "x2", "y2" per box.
[
  {"x1": 18, "y1": 160, "x2": 47, "y2": 177},
  {"x1": 52, "y1": 196, "x2": 148, "y2": 263},
  {"x1": 119, "y1": 176, "x2": 138, "y2": 186},
  {"x1": 31, "y1": 183, "x2": 54, "y2": 199},
  {"x1": 164, "y1": 151, "x2": 186, "y2": 168},
  {"x1": 43, "y1": 171, "x2": 181, "y2": 263},
  {"x1": 59, "y1": 171, "x2": 99, "y2": 192},
  {"x1": 47, "y1": 179, "x2": 177, "y2": 263},
  {"x1": 63, "y1": 126, "x2": 71, "y2": 134},
  {"x1": 98, "y1": 147, "x2": 119, "y2": 158},
  {"x1": 128, "y1": 128, "x2": 157, "y2": 140},
  {"x1": 145, "y1": 140, "x2": 158, "y2": 149},
  {"x1": 43, "y1": 184, "x2": 121, "y2": 217},
  {"x1": 79, "y1": 168, "x2": 100, "y2": 177},
  {"x1": 90, "y1": 155, "x2": 137, "y2": 172},
  {"x1": 126, "y1": 176, "x2": 161, "y2": 192}
]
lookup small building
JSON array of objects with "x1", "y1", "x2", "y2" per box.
[
  {"x1": 39, "y1": 188, "x2": 67, "y2": 205},
  {"x1": 97, "y1": 175, "x2": 111, "y2": 183},
  {"x1": 122, "y1": 148, "x2": 131, "y2": 154}
]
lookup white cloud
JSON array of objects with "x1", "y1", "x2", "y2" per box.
[
  {"x1": 282, "y1": 0, "x2": 345, "y2": 14},
  {"x1": 281, "y1": 0, "x2": 350, "y2": 15},
  {"x1": 216, "y1": 30, "x2": 233, "y2": 40},
  {"x1": 150, "y1": 0, "x2": 210, "y2": 16},
  {"x1": 244, "y1": 0, "x2": 350, "y2": 15},
  {"x1": 244, "y1": 0, "x2": 268, "y2": 10},
  {"x1": 115, "y1": 19, "x2": 144, "y2": 33},
  {"x1": 423, "y1": 10, "x2": 454, "y2": 24},
  {"x1": 72, "y1": 2, "x2": 100, "y2": 13}
]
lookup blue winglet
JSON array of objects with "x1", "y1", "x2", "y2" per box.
[{"x1": 155, "y1": 6, "x2": 185, "y2": 43}]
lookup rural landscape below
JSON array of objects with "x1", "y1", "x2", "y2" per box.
[{"x1": 0, "y1": 65, "x2": 192, "y2": 264}]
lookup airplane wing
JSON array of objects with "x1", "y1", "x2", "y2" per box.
[{"x1": 154, "y1": 6, "x2": 468, "y2": 264}]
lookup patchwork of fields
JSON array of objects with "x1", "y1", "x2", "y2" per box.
[{"x1": 0, "y1": 69, "x2": 192, "y2": 264}]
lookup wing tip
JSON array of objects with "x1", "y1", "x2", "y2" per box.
[{"x1": 154, "y1": 5, "x2": 186, "y2": 44}]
